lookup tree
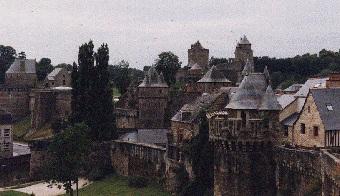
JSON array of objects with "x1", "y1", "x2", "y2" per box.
[
  {"x1": 44, "y1": 123, "x2": 90, "y2": 196},
  {"x1": 0, "y1": 45, "x2": 16, "y2": 83},
  {"x1": 36, "y1": 58, "x2": 54, "y2": 81},
  {"x1": 18, "y1": 51, "x2": 26, "y2": 59},
  {"x1": 154, "y1": 51, "x2": 181, "y2": 85},
  {"x1": 109, "y1": 60, "x2": 130, "y2": 94},
  {"x1": 89, "y1": 44, "x2": 116, "y2": 140},
  {"x1": 209, "y1": 56, "x2": 228, "y2": 66}
]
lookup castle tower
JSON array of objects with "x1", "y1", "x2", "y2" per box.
[
  {"x1": 188, "y1": 41, "x2": 209, "y2": 70},
  {"x1": 137, "y1": 66, "x2": 169, "y2": 128},
  {"x1": 234, "y1": 35, "x2": 253, "y2": 66}
]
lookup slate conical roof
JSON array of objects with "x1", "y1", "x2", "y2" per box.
[
  {"x1": 239, "y1": 35, "x2": 251, "y2": 45},
  {"x1": 226, "y1": 72, "x2": 279, "y2": 110},
  {"x1": 241, "y1": 59, "x2": 254, "y2": 76},
  {"x1": 259, "y1": 85, "x2": 281, "y2": 110},
  {"x1": 198, "y1": 66, "x2": 231, "y2": 83},
  {"x1": 138, "y1": 66, "x2": 168, "y2": 87}
]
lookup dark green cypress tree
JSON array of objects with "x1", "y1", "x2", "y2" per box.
[
  {"x1": 71, "y1": 62, "x2": 79, "y2": 122},
  {"x1": 91, "y1": 44, "x2": 116, "y2": 140}
]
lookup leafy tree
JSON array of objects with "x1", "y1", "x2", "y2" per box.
[
  {"x1": 0, "y1": 45, "x2": 16, "y2": 83},
  {"x1": 36, "y1": 58, "x2": 54, "y2": 81},
  {"x1": 109, "y1": 60, "x2": 130, "y2": 94},
  {"x1": 18, "y1": 51, "x2": 26, "y2": 59},
  {"x1": 209, "y1": 56, "x2": 228, "y2": 66},
  {"x1": 154, "y1": 51, "x2": 181, "y2": 85},
  {"x1": 44, "y1": 123, "x2": 90, "y2": 196}
]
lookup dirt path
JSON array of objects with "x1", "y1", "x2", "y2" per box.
[{"x1": 2, "y1": 179, "x2": 90, "y2": 196}]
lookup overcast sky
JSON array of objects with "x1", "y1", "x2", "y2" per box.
[{"x1": 1, "y1": 0, "x2": 340, "y2": 69}]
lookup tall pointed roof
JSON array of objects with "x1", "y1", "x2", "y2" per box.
[
  {"x1": 241, "y1": 59, "x2": 254, "y2": 76},
  {"x1": 198, "y1": 66, "x2": 231, "y2": 83},
  {"x1": 226, "y1": 72, "x2": 280, "y2": 110},
  {"x1": 138, "y1": 66, "x2": 168, "y2": 88},
  {"x1": 6, "y1": 58, "x2": 36, "y2": 74},
  {"x1": 191, "y1": 40, "x2": 205, "y2": 49},
  {"x1": 259, "y1": 85, "x2": 281, "y2": 110},
  {"x1": 239, "y1": 35, "x2": 251, "y2": 45},
  {"x1": 263, "y1": 66, "x2": 270, "y2": 81}
]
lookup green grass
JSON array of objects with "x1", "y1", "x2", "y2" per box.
[
  {"x1": 13, "y1": 116, "x2": 31, "y2": 141},
  {"x1": 112, "y1": 87, "x2": 121, "y2": 97},
  {"x1": 0, "y1": 191, "x2": 28, "y2": 196},
  {"x1": 69, "y1": 175, "x2": 170, "y2": 196}
]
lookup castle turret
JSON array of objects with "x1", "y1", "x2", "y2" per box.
[
  {"x1": 188, "y1": 41, "x2": 209, "y2": 70},
  {"x1": 234, "y1": 35, "x2": 253, "y2": 66}
]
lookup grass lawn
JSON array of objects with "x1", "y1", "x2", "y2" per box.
[
  {"x1": 12, "y1": 116, "x2": 31, "y2": 141},
  {"x1": 70, "y1": 175, "x2": 170, "y2": 196},
  {"x1": 0, "y1": 191, "x2": 28, "y2": 196},
  {"x1": 112, "y1": 87, "x2": 121, "y2": 97}
]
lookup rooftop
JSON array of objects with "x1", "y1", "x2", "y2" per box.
[
  {"x1": 138, "y1": 66, "x2": 168, "y2": 88},
  {"x1": 310, "y1": 88, "x2": 340, "y2": 131},
  {"x1": 47, "y1": 67, "x2": 63, "y2": 80},
  {"x1": 119, "y1": 129, "x2": 168, "y2": 146},
  {"x1": 294, "y1": 77, "x2": 328, "y2": 97},
  {"x1": 6, "y1": 58, "x2": 36, "y2": 74},
  {"x1": 198, "y1": 66, "x2": 231, "y2": 83}
]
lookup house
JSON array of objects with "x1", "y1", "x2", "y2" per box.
[
  {"x1": 5, "y1": 58, "x2": 37, "y2": 87},
  {"x1": 45, "y1": 67, "x2": 71, "y2": 87},
  {"x1": 0, "y1": 111, "x2": 13, "y2": 158},
  {"x1": 292, "y1": 88, "x2": 340, "y2": 148}
]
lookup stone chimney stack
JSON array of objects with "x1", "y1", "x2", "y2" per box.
[{"x1": 326, "y1": 73, "x2": 340, "y2": 88}]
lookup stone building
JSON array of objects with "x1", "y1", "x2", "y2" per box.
[
  {"x1": 0, "y1": 111, "x2": 13, "y2": 158},
  {"x1": 209, "y1": 66, "x2": 283, "y2": 196},
  {"x1": 215, "y1": 35, "x2": 254, "y2": 85},
  {"x1": 137, "y1": 66, "x2": 169, "y2": 129},
  {"x1": 30, "y1": 87, "x2": 72, "y2": 130},
  {"x1": 292, "y1": 88, "x2": 340, "y2": 148},
  {"x1": 45, "y1": 67, "x2": 71, "y2": 87},
  {"x1": 0, "y1": 58, "x2": 37, "y2": 119},
  {"x1": 5, "y1": 58, "x2": 37, "y2": 88},
  {"x1": 196, "y1": 65, "x2": 232, "y2": 93}
]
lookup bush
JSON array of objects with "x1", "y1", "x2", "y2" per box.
[{"x1": 128, "y1": 176, "x2": 149, "y2": 188}]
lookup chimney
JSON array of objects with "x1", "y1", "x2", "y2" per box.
[{"x1": 326, "y1": 72, "x2": 340, "y2": 88}]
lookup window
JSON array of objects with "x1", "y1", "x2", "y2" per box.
[
  {"x1": 52, "y1": 82, "x2": 55, "y2": 86},
  {"x1": 63, "y1": 80, "x2": 66, "y2": 85},
  {"x1": 307, "y1": 106, "x2": 311, "y2": 113},
  {"x1": 4, "y1": 129, "x2": 10, "y2": 137},
  {"x1": 3, "y1": 143, "x2": 10, "y2": 151},
  {"x1": 313, "y1": 126, "x2": 319, "y2": 136},
  {"x1": 326, "y1": 104, "x2": 333, "y2": 111},
  {"x1": 300, "y1": 123, "x2": 306, "y2": 134}
]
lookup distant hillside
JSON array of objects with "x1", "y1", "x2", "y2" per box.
[{"x1": 254, "y1": 49, "x2": 340, "y2": 89}]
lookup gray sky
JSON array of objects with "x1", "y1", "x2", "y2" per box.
[{"x1": 1, "y1": 0, "x2": 340, "y2": 69}]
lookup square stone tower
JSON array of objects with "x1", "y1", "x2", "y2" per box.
[
  {"x1": 137, "y1": 66, "x2": 169, "y2": 129},
  {"x1": 188, "y1": 41, "x2": 209, "y2": 70}
]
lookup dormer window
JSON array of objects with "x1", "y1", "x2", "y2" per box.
[{"x1": 326, "y1": 104, "x2": 333, "y2": 111}]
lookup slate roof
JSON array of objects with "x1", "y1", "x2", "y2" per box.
[
  {"x1": 241, "y1": 59, "x2": 254, "y2": 76},
  {"x1": 172, "y1": 89, "x2": 228, "y2": 123},
  {"x1": 226, "y1": 73, "x2": 280, "y2": 110},
  {"x1": 198, "y1": 66, "x2": 231, "y2": 83},
  {"x1": 283, "y1": 83, "x2": 303, "y2": 93},
  {"x1": 190, "y1": 63, "x2": 202, "y2": 70},
  {"x1": 47, "y1": 68, "x2": 62, "y2": 80},
  {"x1": 238, "y1": 35, "x2": 251, "y2": 45},
  {"x1": 310, "y1": 88, "x2": 340, "y2": 131},
  {"x1": 281, "y1": 112, "x2": 299, "y2": 126},
  {"x1": 294, "y1": 78, "x2": 328, "y2": 97},
  {"x1": 277, "y1": 94, "x2": 295, "y2": 109},
  {"x1": 119, "y1": 129, "x2": 168, "y2": 146},
  {"x1": 138, "y1": 66, "x2": 168, "y2": 88},
  {"x1": 6, "y1": 58, "x2": 36, "y2": 74}
]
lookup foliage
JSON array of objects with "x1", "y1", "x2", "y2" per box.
[
  {"x1": 173, "y1": 164, "x2": 189, "y2": 194},
  {"x1": 0, "y1": 191, "x2": 29, "y2": 196},
  {"x1": 254, "y1": 49, "x2": 340, "y2": 89},
  {"x1": 108, "y1": 60, "x2": 144, "y2": 94},
  {"x1": 43, "y1": 123, "x2": 90, "y2": 196},
  {"x1": 71, "y1": 41, "x2": 117, "y2": 141},
  {"x1": 18, "y1": 51, "x2": 26, "y2": 59},
  {"x1": 36, "y1": 58, "x2": 54, "y2": 81},
  {"x1": 154, "y1": 51, "x2": 182, "y2": 85},
  {"x1": 181, "y1": 111, "x2": 213, "y2": 195},
  {"x1": 65, "y1": 175, "x2": 170, "y2": 196},
  {"x1": 209, "y1": 56, "x2": 228, "y2": 66},
  {"x1": 127, "y1": 176, "x2": 149, "y2": 188},
  {"x1": 12, "y1": 116, "x2": 31, "y2": 141},
  {"x1": 0, "y1": 45, "x2": 16, "y2": 83}
]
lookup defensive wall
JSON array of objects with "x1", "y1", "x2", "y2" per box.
[{"x1": 0, "y1": 154, "x2": 31, "y2": 187}]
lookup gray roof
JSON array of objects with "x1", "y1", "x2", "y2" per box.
[
  {"x1": 239, "y1": 35, "x2": 251, "y2": 45},
  {"x1": 47, "y1": 67, "x2": 63, "y2": 80},
  {"x1": 283, "y1": 83, "x2": 303, "y2": 93},
  {"x1": 6, "y1": 58, "x2": 36, "y2": 74},
  {"x1": 277, "y1": 94, "x2": 295, "y2": 109},
  {"x1": 281, "y1": 112, "x2": 299, "y2": 126},
  {"x1": 310, "y1": 88, "x2": 340, "y2": 130},
  {"x1": 119, "y1": 129, "x2": 168, "y2": 146},
  {"x1": 138, "y1": 66, "x2": 168, "y2": 88},
  {"x1": 226, "y1": 73, "x2": 280, "y2": 110},
  {"x1": 294, "y1": 78, "x2": 328, "y2": 97},
  {"x1": 198, "y1": 66, "x2": 231, "y2": 83},
  {"x1": 172, "y1": 90, "x2": 227, "y2": 123},
  {"x1": 190, "y1": 63, "x2": 202, "y2": 70},
  {"x1": 241, "y1": 59, "x2": 254, "y2": 76}
]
